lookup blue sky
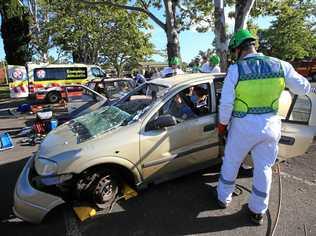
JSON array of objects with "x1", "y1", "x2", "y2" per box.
[{"x1": 0, "y1": 6, "x2": 274, "y2": 64}]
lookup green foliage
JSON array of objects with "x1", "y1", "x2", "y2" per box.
[
  {"x1": 176, "y1": 0, "x2": 214, "y2": 32},
  {"x1": 258, "y1": 0, "x2": 316, "y2": 60},
  {"x1": 35, "y1": 0, "x2": 154, "y2": 75},
  {"x1": 98, "y1": 11, "x2": 154, "y2": 76},
  {"x1": 0, "y1": 0, "x2": 32, "y2": 65}
]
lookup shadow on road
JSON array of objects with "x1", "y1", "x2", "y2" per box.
[
  {"x1": 80, "y1": 169, "x2": 257, "y2": 235},
  {"x1": 0, "y1": 160, "x2": 263, "y2": 236}
]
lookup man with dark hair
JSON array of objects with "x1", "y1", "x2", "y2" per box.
[{"x1": 216, "y1": 29, "x2": 310, "y2": 225}]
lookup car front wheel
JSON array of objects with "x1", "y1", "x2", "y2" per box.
[{"x1": 93, "y1": 173, "x2": 119, "y2": 210}]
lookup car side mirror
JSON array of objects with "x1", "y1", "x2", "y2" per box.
[{"x1": 147, "y1": 115, "x2": 177, "y2": 131}]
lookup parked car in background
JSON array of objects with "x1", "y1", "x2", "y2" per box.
[{"x1": 13, "y1": 73, "x2": 315, "y2": 223}]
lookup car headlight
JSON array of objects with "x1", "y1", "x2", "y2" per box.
[
  {"x1": 38, "y1": 174, "x2": 73, "y2": 186},
  {"x1": 35, "y1": 157, "x2": 58, "y2": 176}
]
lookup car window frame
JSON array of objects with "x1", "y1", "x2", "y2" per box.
[
  {"x1": 282, "y1": 93, "x2": 312, "y2": 125},
  {"x1": 91, "y1": 67, "x2": 104, "y2": 77},
  {"x1": 144, "y1": 81, "x2": 214, "y2": 132}
]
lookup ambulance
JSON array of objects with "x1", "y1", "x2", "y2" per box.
[{"x1": 8, "y1": 63, "x2": 106, "y2": 103}]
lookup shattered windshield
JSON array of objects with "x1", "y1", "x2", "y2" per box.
[
  {"x1": 68, "y1": 83, "x2": 168, "y2": 142},
  {"x1": 69, "y1": 106, "x2": 130, "y2": 142}
]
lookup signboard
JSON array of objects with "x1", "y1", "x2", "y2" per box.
[{"x1": 66, "y1": 68, "x2": 87, "y2": 79}]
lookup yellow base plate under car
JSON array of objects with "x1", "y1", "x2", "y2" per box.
[
  {"x1": 73, "y1": 184, "x2": 138, "y2": 221},
  {"x1": 73, "y1": 207, "x2": 96, "y2": 222},
  {"x1": 122, "y1": 183, "x2": 138, "y2": 200}
]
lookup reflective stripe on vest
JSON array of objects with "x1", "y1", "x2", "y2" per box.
[{"x1": 233, "y1": 56, "x2": 285, "y2": 118}]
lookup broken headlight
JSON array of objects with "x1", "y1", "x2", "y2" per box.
[
  {"x1": 37, "y1": 174, "x2": 73, "y2": 186},
  {"x1": 35, "y1": 157, "x2": 58, "y2": 176}
]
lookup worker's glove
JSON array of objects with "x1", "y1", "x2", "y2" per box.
[{"x1": 217, "y1": 123, "x2": 227, "y2": 137}]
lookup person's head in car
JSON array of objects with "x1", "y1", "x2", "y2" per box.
[{"x1": 194, "y1": 87, "x2": 208, "y2": 108}]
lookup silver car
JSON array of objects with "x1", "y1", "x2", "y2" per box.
[{"x1": 13, "y1": 73, "x2": 315, "y2": 223}]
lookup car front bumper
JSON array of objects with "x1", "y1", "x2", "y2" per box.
[{"x1": 13, "y1": 156, "x2": 65, "y2": 223}]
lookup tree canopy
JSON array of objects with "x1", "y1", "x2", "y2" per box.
[
  {"x1": 0, "y1": 0, "x2": 31, "y2": 65},
  {"x1": 33, "y1": 0, "x2": 154, "y2": 75},
  {"x1": 258, "y1": 0, "x2": 316, "y2": 60}
]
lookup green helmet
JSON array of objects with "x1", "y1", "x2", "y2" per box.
[
  {"x1": 209, "y1": 55, "x2": 220, "y2": 66},
  {"x1": 228, "y1": 29, "x2": 256, "y2": 50},
  {"x1": 170, "y1": 56, "x2": 180, "y2": 65}
]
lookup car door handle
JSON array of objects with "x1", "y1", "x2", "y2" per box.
[
  {"x1": 279, "y1": 136, "x2": 295, "y2": 145},
  {"x1": 204, "y1": 123, "x2": 216, "y2": 132}
]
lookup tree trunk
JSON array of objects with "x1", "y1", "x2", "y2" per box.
[
  {"x1": 214, "y1": 0, "x2": 228, "y2": 71},
  {"x1": 164, "y1": 0, "x2": 180, "y2": 66},
  {"x1": 234, "y1": 0, "x2": 255, "y2": 32},
  {"x1": 0, "y1": 2, "x2": 31, "y2": 65}
]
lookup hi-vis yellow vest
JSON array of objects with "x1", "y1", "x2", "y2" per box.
[{"x1": 233, "y1": 56, "x2": 285, "y2": 118}]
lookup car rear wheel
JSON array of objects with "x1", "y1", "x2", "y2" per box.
[{"x1": 46, "y1": 91, "x2": 61, "y2": 103}]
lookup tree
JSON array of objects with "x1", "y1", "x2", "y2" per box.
[
  {"x1": 0, "y1": 0, "x2": 32, "y2": 65},
  {"x1": 38, "y1": 0, "x2": 154, "y2": 73},
  {"x1": 213, "y1": 0, "x2": 227, "y2": 70},
  {"x1": 258, "y1": 0, "x2": 316, "y2": 60},
  {"x1": 234, "y1": 0, "x2": 255, "y2": 32},
  {"x1": 80, "y1": 0, "x2": 213, "y2": 65},
  {"x1": 28, "y1": 0, "x2": 54, "y2": 62},
  {"x1": 98, "y1": 11, "x2": 154, "y2": 76},
  {"x1": 212, "y1": 0, "x2": 283, "y2": 70}
]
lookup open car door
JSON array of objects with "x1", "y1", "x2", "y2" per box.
[
  {"x1": 278, "y1": 90, "x2": 315, "y2": 160},
  {"x1": 64, "y1": 85, "x2": 107, "y2": 119}
]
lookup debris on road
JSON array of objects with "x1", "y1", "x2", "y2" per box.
[{"x1": 0, "y1": 132, "x2": 14, "y2": 151}]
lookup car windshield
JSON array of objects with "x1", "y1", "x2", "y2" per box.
[
  {"x1": 115, "y1": 82, "x2": 169, "y2": 121},
  {"x1": 68, "y1": 106, "x2": 131, "y2": 143},
  {"x1": 68, "y1": 82, "x2": 168, "y2": 142}
]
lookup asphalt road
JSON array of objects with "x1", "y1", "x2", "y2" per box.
[{"x1": 0, "y1": 99, "x2": 315, "y2": 236}]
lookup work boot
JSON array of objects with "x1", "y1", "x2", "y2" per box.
[
  {"x1": 248, "y1": 208, "x2": 264, "y2": 225},
  {"x1": 211, "y1": 187, "x2": 229, "y2": 209},
  {"x1": 217, "y1": 199, "x2": 229, "y2": 209}
]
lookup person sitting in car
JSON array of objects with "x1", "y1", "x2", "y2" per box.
[
  {"x1": 169, "y1": 94, "x2": 196, "y2": 120},
  {"x1": 194, "y1": 86, "x2": 209, "y2": 114}
]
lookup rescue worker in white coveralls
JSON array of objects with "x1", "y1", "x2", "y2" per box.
[
  {"x1": 200, "y1": 55, "x2": 221, "y2": 73},
  {"x1": 161, "y1": 57, "x2": 184, "y2": 78},
  {"x1": 216, "y1": 29, "x2": 311, "y2": 225}
]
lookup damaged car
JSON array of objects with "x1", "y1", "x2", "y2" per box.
[
  {"x1": 86, "y1": 78, "x2": 136, "y2": 103},
  {"x1": 13, "y1": 73, "x2": 315, "y2": 223}
]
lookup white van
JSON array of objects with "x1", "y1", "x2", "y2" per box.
[{"x1": 9, "y1": 63, "x2": 106, "y2": 103}]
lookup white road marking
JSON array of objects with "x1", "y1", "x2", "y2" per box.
[
  {"x1": 63, "y1": 207, "x2": 82, "y2": 236},
  {"x1": 280, "y1": 172, "x2": 316, "y2": 186}
]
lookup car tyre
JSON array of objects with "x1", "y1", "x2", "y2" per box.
[
  {"x1": 46, "y1": 91, "x2": 61, "y2": 103},
  {"x1": 92, "y1": 172, "x2": 119, "y2": 210}
]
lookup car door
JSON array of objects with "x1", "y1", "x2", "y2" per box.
[
  {"x1": 278, "y1": 90, "x2": 315, "y2": 160},
  {"x1": 65, "y1": 85, "x2": 106, "y2": 119},
  {"x1": 139, "y1": 82, "x2": 220, "y2": 182}
]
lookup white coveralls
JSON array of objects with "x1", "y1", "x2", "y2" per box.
[
  {"x1": 200, "y1": 62, "x2": 221, "y2": 73},
  {"x1": 217, "y1": 53, "x2": 311, "y2": 214}
]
